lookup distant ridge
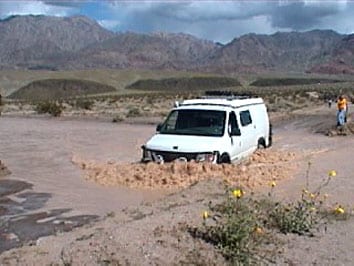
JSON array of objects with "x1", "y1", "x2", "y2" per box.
[
  {"x1": 8, "y1": 79, "x2": 116, "y2": 101},
  {"x1": 0, "y1": 15, "x2": 354, "y2": 74}
]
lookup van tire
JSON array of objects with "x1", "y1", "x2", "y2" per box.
[
  {"x1": 218, "y1": 153, "x2": 231, "y2": 164},
  {"x1": 257, "y1": 138, "x2": 266, "y2": 149}
]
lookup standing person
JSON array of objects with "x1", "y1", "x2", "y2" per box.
[
  {"x1": 345, "y1": 98, "x2": 349, "y2": 123},
  {"x1": 337, "y1": 95, "x2": 347, "y2": 127},
  {"x1": 328, "y1": 98, "x2": 332, "y2": 108}
]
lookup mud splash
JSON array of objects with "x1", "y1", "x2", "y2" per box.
[{"x1": 72, "y1": 150, "x2": 297, "y2": 190}]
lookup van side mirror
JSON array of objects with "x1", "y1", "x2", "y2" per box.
[{"x1": 156, "y1": 123, "x2": 162, "y2": 132}]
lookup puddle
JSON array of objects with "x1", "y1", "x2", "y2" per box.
[{"x1": 0, "y1": 179, "x2": 98, "y2": 253}]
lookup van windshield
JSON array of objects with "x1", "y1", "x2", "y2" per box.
[{"x1": 159, "y1": 109, "x2": 226, "y2": 137}]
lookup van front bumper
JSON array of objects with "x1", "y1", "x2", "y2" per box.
[{"x1": 141, "y1": 146, "x2": 218, "y2": 163}]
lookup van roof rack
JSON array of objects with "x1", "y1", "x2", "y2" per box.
[{"x1": 203, "y1": 90, "x2": 255, "y2": 99}]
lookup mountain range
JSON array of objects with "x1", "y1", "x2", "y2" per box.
[{"x1": 1, "y1": 15, "x2": 354, "y2": 74}]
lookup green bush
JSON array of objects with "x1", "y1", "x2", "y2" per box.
[
  {"x1": 270, "y1": 196, "x2": 318, "y2": 235},
  {"x1": 74, "y1": 99, "x2": 94, "y2": 110},
  {"x1": 35, "y1": 101, "x2": 63, "y2": 117},
  {"x1": 126, "y1": 107, "x2": 141, "y2": 117},
  {"x1": 112, "y1": 114, "x2": 125, "y2": 123},
  {"x1": 190, "y1": 188, "x2": 276, "y2": 264}
]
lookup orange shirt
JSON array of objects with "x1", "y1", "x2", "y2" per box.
[{"x1": 337, "y1": 98, "x2": 347, "y2": 110}]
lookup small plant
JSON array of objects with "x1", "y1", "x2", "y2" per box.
[
  {"x1": 75, "y1": 99, "x2": 94, "y2": 110},
  {"x1": 106, "y1": 211, "x2": 116, "y2": 218},
  {"x1": 35, "y1": 101, "x2": 63, "y2": 117},
  {"x1": 112, "y1": 114, "x2": 125, "y2": 123},
  {"x1": 270, "y1": 193, "x2": 319, "y2": 235},
  {"x1": 190, "y1": 187, "x2": 276, "y2": 264},
  {"x1": 126, "y1": 107, "x2": 141, "y2": 117},
  {"x1": 191, "y1": 167, "x2": 349, "y2": 264}
]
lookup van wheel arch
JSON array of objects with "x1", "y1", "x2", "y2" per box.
[{"x1": 218, "y1": 153, "x2": 231, "y2": 164}]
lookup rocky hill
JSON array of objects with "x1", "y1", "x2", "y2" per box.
[
  {"x1": 1, "y1": 15, "x2": 354, "y2": 74},
  {"x1": 0, "y1": 15, "x2": 114, "y2": 70},
  {"x1": 206, "y1": 30, "x2": 344, "y2": 73},
  {"x1": 58, "y1": 32, "x2": 218, "y2": 70},
  {"x1": 308, "y1": 34, "x2": 354, "y2": 74}
]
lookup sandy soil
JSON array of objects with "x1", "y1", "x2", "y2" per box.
[{"x1": 1, "y1": 103, "x2": 354, "y2": 265}]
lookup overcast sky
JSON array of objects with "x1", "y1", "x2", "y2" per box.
[{"x1": 0, "y1": 0, "x2": 353, "y2": 43}]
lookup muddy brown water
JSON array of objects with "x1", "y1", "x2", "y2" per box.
[{"x1": 0, "y1": 116, "x2": 160, "y2": 252}]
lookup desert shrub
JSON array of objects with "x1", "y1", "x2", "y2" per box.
[
  {"x1": 74, "y1": 99, "x2": 94, "y2": 110},
  {"x1": 112, "y1": 114, "x2": 125, "y2": 123},
  {"x1": 190, "y1": 188, "x2": 276, "y2": 264},
  {"x1": 270, "y1": 194, "x2": 319, "y2": 235},
  {"x1": 191, "y1": 167, "x2": 348, "y2": 264},
  {"x1": 267, "y1": 96, "x2": 276, "y2": 104},
  {"x1": 35, "y1": 101, "x2": 63, "y2": 117},
  {"x1": 126, "y1": 107, "x2": 141, "y2": 117},
  {"x1": 294, "y1": 97, "x2": 306, "y2": 105}
]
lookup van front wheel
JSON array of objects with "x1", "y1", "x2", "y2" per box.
[{"x1": 218, "y1": 153, "x2": 231, "y2": 164}]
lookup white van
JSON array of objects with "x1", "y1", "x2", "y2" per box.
[{"x1": 141, "y1": 95, "x2": 272, "y2": 164}]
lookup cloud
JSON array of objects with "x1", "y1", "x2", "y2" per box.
[
  {"x1": 107, "y1": 1, "x2": 273, "y2": 23},
  {"x1": 151, "y1": 1, "x2": 273, "y2": 22},
  {"x1": 269, "y1": 1, "x2": 348, "y2": 30},
  {"x1": 0, "y1": 1, "x2": 353, "y2": 43},
  {"x1": 42, "y1": 0, "x2": 83, "y2": 8},
  {"x1": 104, "y1": 1, "x2": 354, "y2": 42},
  {"x1": 0, "y1": 1, "x2": 78, "y2": 18},
  {"x1": 98, "y1": 19, "x2": 121, "y2": 30}
]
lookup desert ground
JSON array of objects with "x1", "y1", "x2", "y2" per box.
[{"x1": 0, "y1": 101, "x2": 354, "y2": 265}]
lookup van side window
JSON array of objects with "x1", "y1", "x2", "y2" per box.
[
  {"x1": 240, "y1": 110, "x2": 252, "y2": 126},
  {"x1": 229, "y1": 111, "x2": 240, "y2": 135}
]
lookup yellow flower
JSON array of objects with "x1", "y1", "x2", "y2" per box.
[
  {"x1": 302, "y1": 188, "x2": 309, "y2": 194},
  {"x1": 254, "y1": 227, "x2": 264, "y2": 234},
  {"x1": 310, "y1": 193, "x2": 316, "y2": 199},
  {"x1": 202, "y1": 211, "x2": 209, "y2": 219},
  {"x1": 328, "y1": 170, "x2": 337, "y2": 177},
  {"x1": 309, "y1": 207, "x2": 316, "y2": 212},
  {"x1": 270, "y1": 181, "x2": 277, "y2": 188},
  {"x1": 233, "y1": 189, "x2": 243, "y2": 198},
  {"x1": 335, "y1": 206, "x2": 345, "y2": 214}
]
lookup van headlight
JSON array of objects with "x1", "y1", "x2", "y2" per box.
[
  {"x1": 196, "y1": 152, "x2": 216, "y2": 163},
  {"x1": 141, "y1": 145, "x2": 152, "y2": 162}
]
